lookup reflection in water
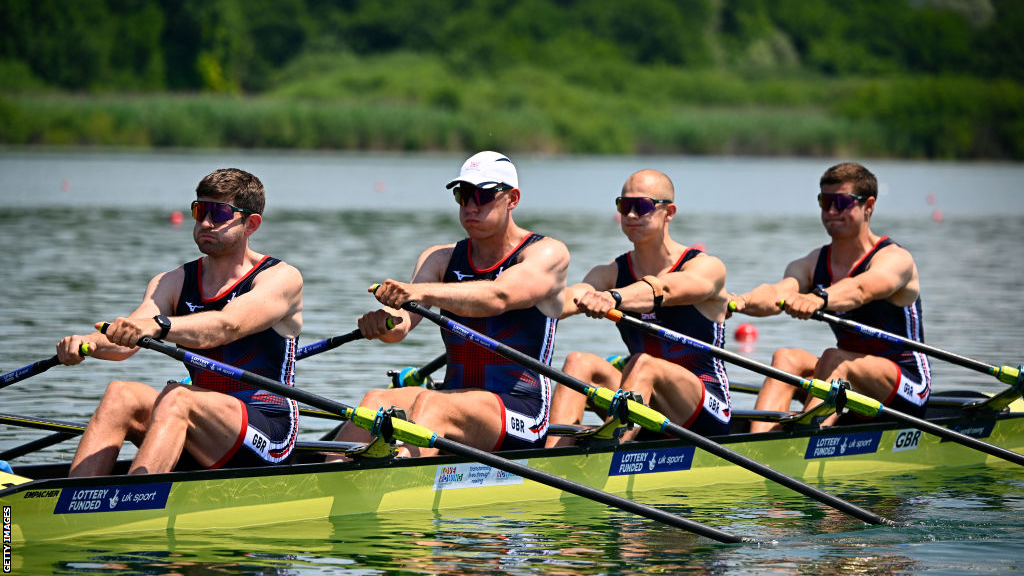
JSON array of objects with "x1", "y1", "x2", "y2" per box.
[{"x1": 11, "y1": 465, "x2": 1022, "y2": 574}]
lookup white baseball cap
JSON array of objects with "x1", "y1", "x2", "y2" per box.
[{"x1": 445, "y1": 151, "x2": 518, "y2": 190}]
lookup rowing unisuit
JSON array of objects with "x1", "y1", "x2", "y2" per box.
[
  {"x1": 812, "y1": 235, "x2": 931, "y2": 415},
  {"x1": 175, "y1": 255, "x2": 299, "y2": 467},
  {"x1": 613, "y1": 248, "x2": 731, "y2": 434},
  {"x1": 440, "y1": 233, "x2": 555, "y2": 449}
]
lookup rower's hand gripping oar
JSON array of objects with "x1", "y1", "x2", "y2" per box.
[
  {"x1": 115, "y1": 327, "x2": 752, "y2": 543},
  {"x1": 397, "y1": 298, "x2": 898, "y2": 527},
  {"x1": 806, "y1": 308, "x2": 1023, "y2": 410},
  {"x1": 611, "y1": 308, "x2": 1024, "y2": 467},
  {"x1": 1, "y1": 343, "x2": 93, "y2": 390}
]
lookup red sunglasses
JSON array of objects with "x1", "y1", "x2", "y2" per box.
[{"x1": 191, "y1": 200, "x2": 255, "y2": 223}]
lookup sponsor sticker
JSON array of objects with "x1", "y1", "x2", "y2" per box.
[
  {"x1": 941, "y1": 420, "x2": 995, "y2": 442},
  {"x1": 805, "y1": 431, "x2": 882, "y2": 459},
  {"x1": 53, "y1": 483, "x2": 171, "y2": 514},
  {"x1": 892, "y1": 428, "x2": 922, "y2": 452},
  {"x1": 608, "y1": 446, "x2": 696, "y2": 476},
  {"x1": 433, "y1": 462, "x2": 526, "y2": 491}
]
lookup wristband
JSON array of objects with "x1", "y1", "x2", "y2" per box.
[
  {"x1": 641, "y1": 275, "x2": 664, "y2": 310},
  {"x1": 811, "y1": 287, "x2": 829, "y2": 311}
]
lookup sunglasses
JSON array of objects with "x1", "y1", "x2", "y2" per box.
[
  {"x1": 817, "y1": 192, "x2": 869, "y2": 212},
  {"x1": 191, "y1": 200, "x2": 255, "y2": 223},
  {"x1": 453, "y1": 183, "x2": 512, "y2": 207},
  {"x1": 615, "y1": 196, "x2": 671, "y2": 217}
]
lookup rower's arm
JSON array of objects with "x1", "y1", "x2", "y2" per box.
[{"x1": 822, "y1": 245, "x2": 916, "y2": 312}]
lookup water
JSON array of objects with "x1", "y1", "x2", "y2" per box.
[{"x1": 2, "y1": 150, "x2": 1023, "y2": 574}]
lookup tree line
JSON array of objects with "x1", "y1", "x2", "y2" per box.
[{"x1": 1, "y1": 0, "x2": 1021, "y2": 159}]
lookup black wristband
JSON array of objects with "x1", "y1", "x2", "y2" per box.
[
  {"x1": 153, "y1": 315, "x2": 171, "y2": 340},
  {"x1": 607, "y1": 290, "x2": 623, "y2": 309},
  {"x1": 811, "y1": 287, "x2": 829, "y2": 311}
]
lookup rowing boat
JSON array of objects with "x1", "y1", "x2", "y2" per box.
[{"x1": 3, "y1": 395, "x2": 1022, "y2": 543}]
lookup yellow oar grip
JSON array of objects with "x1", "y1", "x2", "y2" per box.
[
  {"x1": 586, "y1": 386, "x2": 669, "y2": 432},
  {"x1": 346, "y1": 406, "x2": 436, "y2": 448},
  {"x1": 995, "y1": 365, "x2": 1021, "y2": 386},
  {"x1": 605, "y1": 309, "x2": 624, "y2": 322},
  {"x1": 803, "y1": 378, "x2": 883, "y2": 417},
  {"x1": 368, "y1": 283, "x2": 380, "y2": 293},
  {"x1": 728, "y1": 301, "x2": 738, "y2": 312},
  {"x1": 79, "y1": 343, "x2": 93, "y2": 356}
]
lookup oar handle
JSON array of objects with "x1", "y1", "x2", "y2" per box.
[
  {"x1": 0, "y1": 343, "x2": 92, "y2": 389},
  {"x1": 417, "y1": 302, "x2": 897, "y2": 527}
]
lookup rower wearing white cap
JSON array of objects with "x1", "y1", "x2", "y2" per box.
[{"x1": 330, "y1": 151, "x2": 569, "y2": 458}]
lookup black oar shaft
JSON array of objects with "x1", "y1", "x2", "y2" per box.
[
  {"x1": 137, "y1": 336, "x2": 749, "y2": 543},
  {"x1": 295, "y1": 328, "x2": 364, "y2": 360},
  {"x1": 1, "y1": 343, "x2": 91, "y2": 390},
  {"x1": 403, "y1": 302, "x2": 896, "y2": 527},
  {"x1": 613, "y1": 310, "x2": 1024, "y2": 467},
  {"x1": 813, "y1": 311, "x2": 1020, "y2": 384},
  {"x1": 0, "y1": 432, "x2": 77, "y2": 461}
]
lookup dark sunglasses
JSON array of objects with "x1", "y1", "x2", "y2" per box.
[
  {"x1": 191, "y1": 200, "x2": 255, "y2": 223},
  {"x1": 453, "y1": 183, "x2": 512, "y2": 207},
  {"x1": 615, "y1": 196, "x2": 671, "y2": 217},
  {"x1": 817, "y1": 192, "x2": 869, "y2": 212}
]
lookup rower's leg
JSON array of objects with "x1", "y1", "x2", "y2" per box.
[
  {"x1": 128, "y1": 383, "x2": 244, "y2": 475},
  {"x1": 326, "y1": 386, "x2": 424, "y2": 462},
  {"x1": 69, "y1": 380, "x2": 158, "y2": 477},
  {"x1": 546, "y1": 351, "x2": 623, "y2": 448},
  {"x1": 618, "y1": 354, "x2": 704, "y2": 442},
  {"x1": 400, "y1": 389, "x2": 503, "y2": 457},
  {"x1": 750, "y1": 348, "x2": 817, "y2": 433},
  {"x1": 808, "y1": 349, "x2": 901, "y2": 427}
]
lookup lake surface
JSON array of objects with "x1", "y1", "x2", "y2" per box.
[{"x1": 1, "y1": 150, "x2": 1023, "y2": 574}]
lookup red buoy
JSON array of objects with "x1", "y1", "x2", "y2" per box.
[
  {"x1": 169, "y1": 210, "x2": 184, "y2": 226},
  {"x1": 735, "y1": 323, "x2": 758, "y2": 343}
]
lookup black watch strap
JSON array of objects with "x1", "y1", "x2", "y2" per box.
[
  {"x1": 811, "y1": 287, "x2": 829, "y2": 311},
  {"x1": 153, "y1": 315, "x2": 171, "y2": 340},
  {"x1": 607, "y1": 290, "x2": 623, "y2": 309}
]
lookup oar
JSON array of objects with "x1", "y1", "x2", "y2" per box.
[
  {"x1": 400, "y1": 300, "x2": 897, "y2": 527},
  {"x1": 295, "y1": 320, "x2": 393, "y2": 360},
  {"x1": 809, "y1": 309, "x2": 1023, "y2": 410},
  {"x1": 1, "y1": 343, "x2": 92, "y2": 390},
  {"x1": 609, "y1": 310, "x2": 1024, "y2": 467},
  {"x1": 126, "y1": 332, "x2": 751, "y2": 543},
  {"x1": 389, "y1": 352, "x2": 447, "y2": 388}
]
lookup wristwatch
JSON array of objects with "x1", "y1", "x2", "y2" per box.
[
  {"x1": 153, "y1": 315, "x2": 171, "y2": 340},
  {"x1": 811, "y1": 287, "x2": 829, "y2": 311},
  {"x1": 606, "y1": 290, "x2": 623, "y2": 309}
]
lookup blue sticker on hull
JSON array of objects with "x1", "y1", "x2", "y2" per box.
[
  {"x1": 805, "y1": 431, "x2": 882, "y2": 459},
  {"x1": 609, "y1": 446, "x2": 695, "y2": 476},
  {"x1": 54, "y1": 483, "x2": 171, "y2": 514},
  {"x1": 940, "y1": 420, "x2": 995, "y2": 442}
]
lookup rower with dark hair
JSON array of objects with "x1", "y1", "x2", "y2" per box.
[
  {"x1": 56, "y1": 168, "x2": 304, "y2": 475},
  {"x1": 730, "y1": 162, "x2": 931, "y2": 431}
]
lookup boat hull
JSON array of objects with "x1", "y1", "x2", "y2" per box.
[{"x1": 3, "y1": 411, "x2": 1022, "y2": 542}]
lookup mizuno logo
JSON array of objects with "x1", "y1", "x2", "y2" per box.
[
  {"x1": 452, "y1": 271, "x2": 474, "y2": 281},
  {"x1": 185, "y1": 301, "x2": 204, "y2": 312}
]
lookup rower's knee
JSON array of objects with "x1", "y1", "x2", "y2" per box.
[
  {"x1": 151, "y1": 383, "x2": 194, "y2": 421},
  {"x1": 562, "y1": 351, "x2": 601, "y2": 378}
]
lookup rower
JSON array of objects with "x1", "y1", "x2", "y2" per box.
[
  {"x1": 546, "y1": 169, "x2": 732, "y2": 447},
  {"x1": 55, "y1": 168, "x2": 304, "y2": 476},
  {"x1": 328, "y1": 151, "x2": 569, "y2": 458},
  {"x1": 729, "y1": 162, "x2": 931, "y2": 431}
]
